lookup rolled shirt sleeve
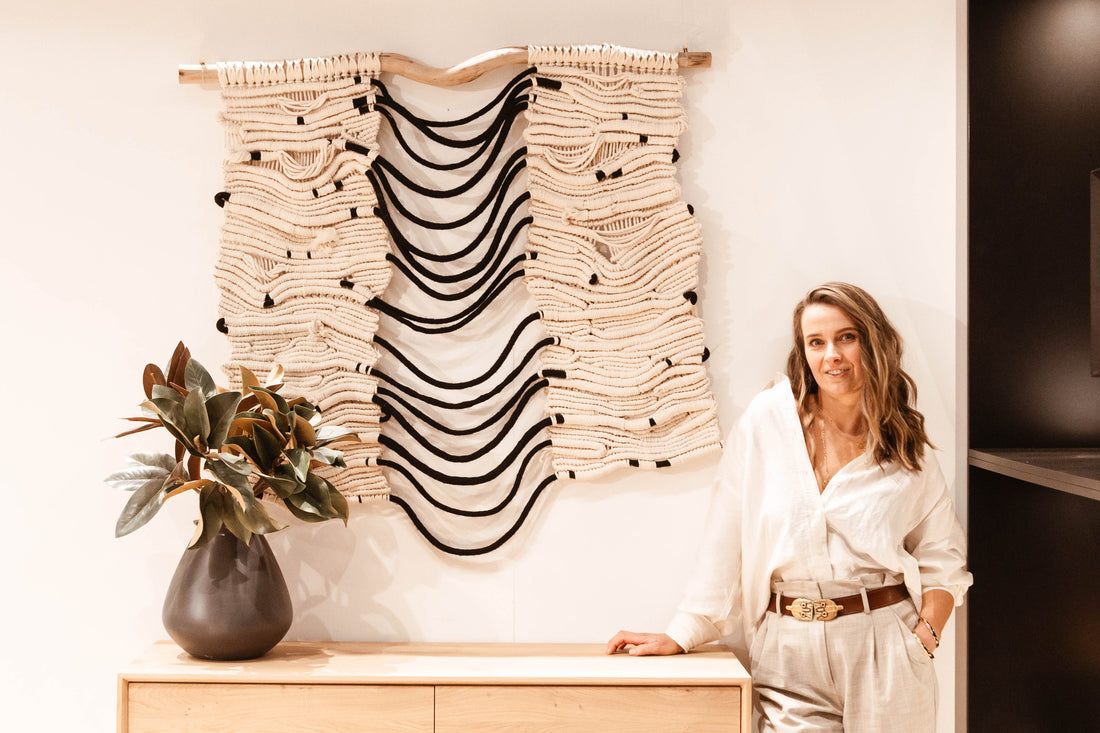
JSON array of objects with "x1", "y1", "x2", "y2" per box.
[{"x1": 904, "y1": 459, "x2": 974, "y2": 606}]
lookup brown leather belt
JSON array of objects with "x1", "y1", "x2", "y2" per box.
[{"x1": 768, "y1": 583, "x2": 908, "y2": 621}]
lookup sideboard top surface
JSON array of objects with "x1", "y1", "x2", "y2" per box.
[{"x1": 119, "y1": 641, "x2": 750, "y2": 687}]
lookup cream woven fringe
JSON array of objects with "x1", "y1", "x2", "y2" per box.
[
  {"x1": 214, "y1": 53, "x2": 389, "y2": 499},
  {"x1": 525, "y1": 45, "x2": 722, "y2": 478}
]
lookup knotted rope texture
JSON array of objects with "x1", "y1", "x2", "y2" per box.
[
  {"x1": 211, "y1": 45, "x2": 721, "y2": 554},
  {"x1": 525, "y1": 44, "x2": 722, "y2": 478},
  {"x1": 214, "y1": 53, "x2": 389, "y2": 499}
]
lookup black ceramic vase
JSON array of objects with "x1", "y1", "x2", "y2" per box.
[{"x1": 162, "y1": 527, "x2": 293, "y2": 661}]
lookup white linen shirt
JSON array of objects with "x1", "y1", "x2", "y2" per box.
[{"x1": 665, "y1": 376, "x2": 973, "y2": 658}]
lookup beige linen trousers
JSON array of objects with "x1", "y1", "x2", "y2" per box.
[{"x1": 749, "y1": 580, "x2": 937, "y2": 732}]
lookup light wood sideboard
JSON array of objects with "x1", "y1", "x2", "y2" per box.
[{"x1": 118, "y1": 641, "x2": 751, "y2": 732}]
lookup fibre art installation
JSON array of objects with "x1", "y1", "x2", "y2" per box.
[{"x1": 212, "y1": 45, "x2": 721, "y2": 554}]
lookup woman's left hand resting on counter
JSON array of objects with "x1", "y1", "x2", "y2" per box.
[{"x1": 606, "y1": 631, "x2": 684, "y2": 656}]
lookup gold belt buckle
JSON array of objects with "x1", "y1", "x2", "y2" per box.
[{"x1": 785, "y1": 597, "x2": 844, "y2": 621}]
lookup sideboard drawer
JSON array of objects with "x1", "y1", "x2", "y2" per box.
[
  {"x1": 435, "y1": 684, "x2": 741, "y2": 733},
  {"x1": 118, "y1": 642, "x2": 750, "y2": 732},
  {"x1": 124, "y1": 682, "x2": 434, "y2": 733}
]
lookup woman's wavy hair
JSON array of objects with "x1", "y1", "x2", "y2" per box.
[{"x1": 786, "y1": 282, "x2": 931, "y2": 471}]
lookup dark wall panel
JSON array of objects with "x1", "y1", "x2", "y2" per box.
[
  {"x1": 970, "y1": 0, "x2": 1100, "y2": 448},
  {"x1": 968, "y1": 469, "x2": 1100, "y2": 731},
  {"x1": 969, "y1": 1, "x2": 1100, "y2": 729}
]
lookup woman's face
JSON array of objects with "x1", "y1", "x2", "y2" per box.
[{"x1": 801, "y1": 302, "x2": 864, "y2": 403}]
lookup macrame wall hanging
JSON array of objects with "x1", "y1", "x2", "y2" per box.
[{"x1": 188, "y1": 44, "x2": 722, "y2": 555}]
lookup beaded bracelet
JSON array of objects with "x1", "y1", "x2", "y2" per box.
[{"x1": 919, "y1": 616, "x2": 941, "y2": 648}]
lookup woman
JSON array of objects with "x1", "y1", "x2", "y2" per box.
[{"x1": 607, "y1": 283, "x2": 972, "y2": 732}]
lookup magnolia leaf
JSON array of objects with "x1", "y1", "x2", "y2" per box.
[
  {"x1": 265, "y1": 363, "x2": 285, "y2": 387},
  {"x1": 206, "y1": 458, "x2": 254, "y2": 510},
  {"x1": 309, "y1": 446, "x2": 346, "y2": 468},
  {"x1": 222, "y1": 435, "x2": 260, "y2": 466},
  {"x1": 262, "y1": 408, "x2": 290, "y2": 439},
  {"x1": 286, "y1": 448, "x2": 310, "y2": 483},
  {"x1": 227, "y1": 415, "x2": 268, "y2": 439},
  {"x1": 187, "y1": 453, "x2": 201, "y2": 483},
  {"x1": 214, "y1": 451, "x2": 252, "y2": 473},
  {"x1": 273, "y1": 463, "x2": 306, "y2": 494},
  {"x1": 236, "y1": 393, "x2": 261, "y2": 412},
  {"x1": 249, "y1": 387, "x2": 280, "y2": 414},
  {"x1": 105, "y1": 465, "x2": 170, "y2": 492},
  {"x1": 184, "y1": 358, "x2": 218, "y2": 399},
  {"x1": 165, "y1": 458, "x2": 188, "y2": 485},
  {"x1": 292, "y1": 413, "x2": 318, "y2": 447},
  {"x1": 329, "y1": 481, "x2": 349, "y2": 524},
  {"x1": 222, "y1": 484, "x2": 253, "y2": 513},
  {"x1": 112, "y1": 422, "x2": 161, "y2": 439},
  {"x1": 164, "y1": 479, "x2": 211, "y2": 500},
  {"x1": 182, "y1": 389, "x2": 211, "y2": 450},
  {"x1": 145, "y1": 395, "x2": 184, "y2": 426},
  {"x1": 219, "y1": 498, "x2": 253, "y2": 547},
  {"x1": 189, "y1": 483, "x2": 224, "y2": 548},
  {"x1": 150, "y1": 384, "x2": 184, "y2": 404},
  {"x1": 251, "y1": 385, "x2": 290, "y2": 415},
  {"x1": 282, "y1": 492, "x2": 326, "y2": 521},
  {"x1": 255, "y1": 470, "x2": 299, "y2": 498},
  {"x1": 142, "y1": 363, "x2": 166, "y2": 399},
  {"x1": 251, "y1": 421, "x2": 284, "y2": 471},
  {"x1": 239, "y1": 365, "x2": 260, "y2": 396},
  {"x1": 303, "y1": 471, "x2": 336, "y2": 516},
  {"x1": 166, "y1": 341, "x2": 190, "y2": 390},
  {"x1": 205, "y1": 390, "x2": 243, "y2": 449},
  {"x1": 144, "y1": 407, "x2": 193, "y2": 453},
  {"x1": 114, "y1": 479, "x2": 167, "y2": 537},
  {"x1": 234, "y1": 499, "x2": 286, "y2": 536},
  {"x1": 292, "y1": 401, "x2": 316, "y2": 420},
  {"x1": 126, "y1": 452, "x2": 178, "y2": 472},
  {"x1": 314, "y1": 425, "x2": 358, "y2": 446}
]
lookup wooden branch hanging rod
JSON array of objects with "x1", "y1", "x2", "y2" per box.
[{"x1": 179, "y1": 47, "x2": 711, "y2": 88}]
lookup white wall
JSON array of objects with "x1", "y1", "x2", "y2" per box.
[{"x1": 0, "y1": 2, "x2": 963, "y2": 730}]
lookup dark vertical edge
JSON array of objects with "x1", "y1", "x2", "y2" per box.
[{"x1": 1091, "y1": 169, "x2": 1100, "y2": 376}]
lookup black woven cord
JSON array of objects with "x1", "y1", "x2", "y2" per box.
[
  {"x1": 374, "y1": 96, "x2": 519, "y2": 148},
  {"x1": 367, "y1": 269, "x2": 525, "y2": 334},
  {"x1": 375, "y1": 94, "x2": 526, "y2": 149},
  {"x1": 371, "y1": 339, "x2": 548, "y2": 410},
  {"x1": 375, "y1": 99, "x2": 528, "y2": 170},
  {"x1": 375, "y1": 190, "x2": 530, "y2": 264},
  {"x1": 379, "y1": 407, "x2": 551, "y2": 464},
  {"x1": 372, "y1": 114, "x2": 521, "y2": 199},
  {"x1": 373, "y1": 375, "x2": 549, "y2": 436},
  {"x1": 386, "y1": 215, "x2": 531, "y2": 285},
  {"x1": 371, "y1": 68, "x2": 534, "y2": 129},
  {"x1": 386, "y1": 472, "x2": 557, "y2": 556},
  {"x1": 371, "y1": 363, "x2": 552, "y2": 412},
  {"x1": 386, "y1": 250, "x2": 526, "y2": 302},
  {"x1": 366, "y1": 149, "x2": 526, "y2": 231},
  {"x1": 379, "y1": 438, "x2": 551, "y2": 517},
  {"x1": 378, "y1": 416, "x2": 553, "y2": 484},
  {"x1": 374, "y1": 313, "x2": 546, "y2": 389}
]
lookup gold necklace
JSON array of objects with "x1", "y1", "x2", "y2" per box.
[
  {"x1": 818, "y1": 412, "x2": 866, "y2": 488},
  {"x1": 818, "y1": 416, "x2": 833, "y2": 487}
]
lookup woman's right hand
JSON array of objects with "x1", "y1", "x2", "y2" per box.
[{"x1": 605, "y1": 631, "x2": 684, "y2": 656}]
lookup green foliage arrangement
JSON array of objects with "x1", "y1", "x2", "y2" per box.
[{"x1": 106, "y1": 342, "x2": 357, "y2": 548}]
